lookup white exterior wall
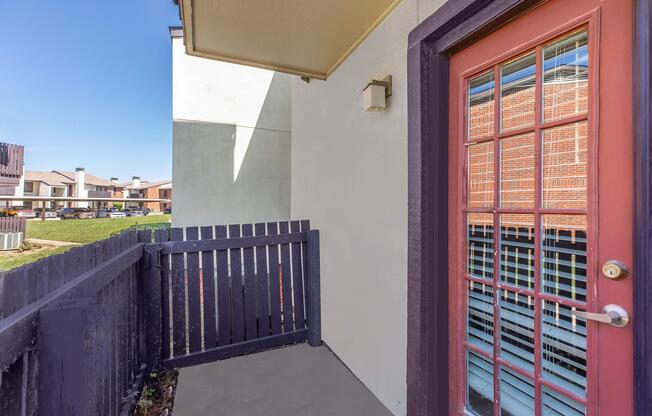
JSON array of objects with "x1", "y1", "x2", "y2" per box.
[
  {"x1": 11, "y1": 169, "x2": 25, "y2": 207},
  {"x1": 75, "y1": 170, "x2": 88, "y2": 208},
  {"x1": 290, "y1": 0, "x2": 446, "y2": 414},
  {"x1": 172, "y1": 36, "x2": 292, "y2": 227},
  {"x1": 38, "y1": 182, "x2": 50, "y2": 197},
  {"x1": 37, "y1": 182, "x2": 51, "y2": 209}
]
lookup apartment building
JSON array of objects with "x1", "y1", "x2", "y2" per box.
[
  {"x1": 123, "y1": 176, "x2": 172, "y2": 212},
  {"x1": 17, "y1": 168, "x2": 124, "y2": 209}
]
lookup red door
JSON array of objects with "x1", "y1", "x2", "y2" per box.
[{"x1": 448, "y1": 0, "x2": 633, "y2": 415}]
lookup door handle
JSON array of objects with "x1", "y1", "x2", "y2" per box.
[{"x1": 572, "y1": 304, "x2": 629, "y2": 328}]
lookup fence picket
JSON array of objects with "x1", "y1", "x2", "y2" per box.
[
  {"x1": 267, "y1": 222, "x2": 282, "y2": 335},
  {"x1": 0, "y1": 351, "x2": 24, "y2": 415},
  {"x1": 170, "y1": 227, "x2": 186, "y2": 357},
  {"x1": 279, "y1": 221, "x2": 293, "y2": 333},
  {"x1": 154, "y1": 228, "x2": 171, "y2": 360},
  {"x1": 63, "y1": 246, "x2": 79, "y2": 283},
  {"x1": 0, "y1": 268, "x2": 28, "y2": 319},
  {"x1": 254, "y1": 223, "x2": 270, "y2": 337},
  {"x1": 215, "y1": 225, "x2": 231, "y2": 346},
  {"x1": 290, "y1": 220, "x2": 306, "y2": 330},
  {"x1": 186, "y1": 227, "x2": 202, "y2": 353},
  {"x1": 229, "y1": 224, "x2": 245, "y2": 343},
  {"x1": 47, "y1": 255, "x2": 64, "y2": 294},
  {"x1": 242, "y1": 224, "x2": 257, "y2": 340},
  {"x1": 200, "y1": 226, "x2": 217, "y2": 350}
]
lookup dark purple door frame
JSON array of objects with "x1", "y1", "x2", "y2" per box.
[{"x1": 406, "y1": 0, "x2": 652, "y2": 415}]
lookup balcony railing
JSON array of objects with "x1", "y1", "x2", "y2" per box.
[
  {"x1": 0, "y1": 221, "x2": 321, "y2": 415},
  {"x1": 87, "y1": 190, "x2": 112, "y2": 198}
]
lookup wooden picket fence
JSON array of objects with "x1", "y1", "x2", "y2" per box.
[
  {"x1": 0, "y1": 217, "x2": 26, "y2": 235},
  {"x1": 0, "y1": 143, "x2": 23, "y2": 196},
  {"x1": 0, "y1": 143, "x2": 24, "y2": 184},
  {"x1": 0, "y1": 221, "x2": 321, "y2": 415},
  {"x1": 0, "y1": 230, "x2": 149, "y2": 416},
  {"x1": 145, "y1": 220, "x2": 321, "y2": 369}
]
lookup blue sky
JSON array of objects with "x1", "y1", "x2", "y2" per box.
[{"x1": 0, "y1": 0, "x2": 180, "y2": 182}]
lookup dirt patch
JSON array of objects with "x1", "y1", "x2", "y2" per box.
[
  {"x1": 0, "y1": 241, "x2": 63, "y2": 258},
  {"x1": 135, "y1": 369, "x2": 179, "y2": 416}
]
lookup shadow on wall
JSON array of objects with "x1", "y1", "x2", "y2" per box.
[
  {"x1": 233, "y1": 72, "x2": 291, "y2": 182},
  {"x1": 173, "y1": 72, "x2": 292, "y2": 227}
]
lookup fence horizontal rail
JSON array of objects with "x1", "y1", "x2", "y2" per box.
[
  {"x1": 165, "y1": 329, "x2": 308, "y2": 368},
  {"x1": 0, "y1": 242, "x2": 143, "y2": 371},
  {"x1": 157, "y1": 231, "x2": 307, "y2": 254}
]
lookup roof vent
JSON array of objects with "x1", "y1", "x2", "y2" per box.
[{"x1": 75, "y1": 167, "x2": 85, "y2": 172}]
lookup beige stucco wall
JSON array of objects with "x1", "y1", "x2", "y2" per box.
[
  {"x1": 171, "y1": 36, "x2": 292, "y2": 227},
  {"x1": 290, "y1": 0, "x2": 447, "y2": 414}
]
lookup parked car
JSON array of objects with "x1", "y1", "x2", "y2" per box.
[
  {"x1": 7, "y1": 206, "x2": 36, "y2": 218},
  {"x1": 163, "y1": 207, "x2": 172, "y2": 214},
  {"x1": 0, "y1": 207, "x2": 18, "y2": 217},
  {"x1": 123, "y1": 208, "x2": 145, "y2": 217},
  {"x1": 1, "y1": 206, "x2": 34, "y2": 218},
  {"x1": 142, "y1": 208, "x2": 151, "y2": 216},
  {"x1": 96, "y1": 209, "x2": 127, "y2": 219},
  {"x1": 33, "y1": 208, "x2": 58, "y2": 219},
  {"x1": 60, "y1": 207, "x2": 95, "y2": 219}
]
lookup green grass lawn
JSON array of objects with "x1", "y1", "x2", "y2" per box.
[
  {"x1": 0, "y1": 246, "x2": 72, "y2": 272},
  {"x1": 26, "y1": 214, "x2": 171, "y2": 244},
  {"x1": 0, "y1": 215, "x2": 171, "y2": 271}
]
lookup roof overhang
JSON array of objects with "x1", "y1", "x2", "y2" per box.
[{"x1": 177, "y1": 0, "x2": 402, "y2": 80}]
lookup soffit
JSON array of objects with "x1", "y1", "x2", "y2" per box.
[{"x1": 179, "y1": 0, "x2": 401, "y2": 80}]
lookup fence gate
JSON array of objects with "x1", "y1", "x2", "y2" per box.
[{"x1": 143, "y1": 220, "x2": 321, "y2": 369}]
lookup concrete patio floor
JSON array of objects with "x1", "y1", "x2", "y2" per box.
[{"x1": 173, "y1": 343, "x2": 393, "y2": 416}]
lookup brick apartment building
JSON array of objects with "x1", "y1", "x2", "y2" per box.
[{"x1": 123, "y1": 176, "x2": 172, "y2": 212}]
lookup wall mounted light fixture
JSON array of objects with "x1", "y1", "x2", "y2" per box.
[{"x1": 362, "y1": 75, "x2": 392, "y2": 112}]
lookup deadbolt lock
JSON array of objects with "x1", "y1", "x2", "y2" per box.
[{"x1": 602, "y1": 260, "x2": 629, "y2": 280}]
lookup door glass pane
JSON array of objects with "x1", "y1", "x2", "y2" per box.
[
  {"x1": 541, "y1": 215, "x2": 587, "y2": 303},
  {"x1": 500, "y1": 214, "x2": 535, "y2": 289},
  {"x1": 500, "y1": 367, "x2": 535, "y2": 416},
  {"x1": 500, "y1": 289, "x2": 535, "y2": 372},
  {"x1": 468, "y1": 282, "x2": 494, "y2": 353},
  {"x1": 465, "y1": 27, "x2": 593, "y2": 416},
  {"x1": 542, "y1": 386, "x2": 586, "y2": 416},
  {"x1": 468, "y1": 213, "x2": 494, "y2": 281},
  {"x1": 543, "y1": 30, "x2": 588, "y2": 122},
  {"x1": 541, "y1": 300, "x2": 587, "y2": 398},
  {"x1": 542, "y1": 121, "x2": 588, "y2": 209},
  {"x1": 467, "y1": 351, "x2": 494, "y2": 416},
  {"x1": 468, "y1": 142, "x2": 495, "y2": 208},
  {"x1": 469, "y1": 71, "x2": 495, "y2": 140},
  {"x1": 500, "y1": 133, "x2": 535, "y2": 208},
  {"x1": 501, "y1": 52, "x2": 536, "y2": 132}
]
